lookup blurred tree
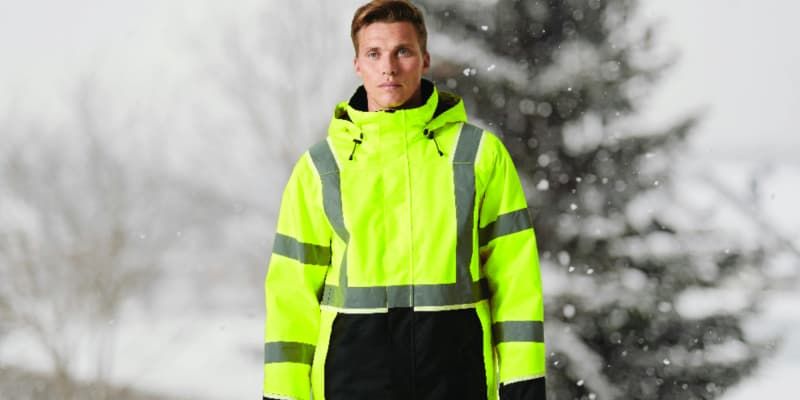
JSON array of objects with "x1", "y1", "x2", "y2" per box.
[
  {"x1": 0, "y1": 78, "x2": 235, "y2": 399},
  {"x1": 416, "y1": 0, "x2": 771, "y2": 399},
  {"x1": 205, "y1": 0, "x2": 364, "y2": 300},
  {"x1": 212, "y1": 1, "x2": 358, "y2": 182}
]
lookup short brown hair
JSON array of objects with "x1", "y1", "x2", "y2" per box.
[{"x1": 351, "y1": 0, "x2": 428, "y2": 55}]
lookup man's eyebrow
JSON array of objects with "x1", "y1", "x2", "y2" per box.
[{"x1": 364, "y1": 43, "x2": 414, "y2": 51}]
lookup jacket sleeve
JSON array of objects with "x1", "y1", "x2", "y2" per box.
[
  {"x1": 263, "y1": 152, "x2": 331, "y2": 400},
  {"x1": 477, "y1": 132, "x2": 546, "y2": 399}
]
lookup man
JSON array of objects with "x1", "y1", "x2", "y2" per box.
[{"x1": 263, "y1": 1, "x2": 546, "y2": 399}]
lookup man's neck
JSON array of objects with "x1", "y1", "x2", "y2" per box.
[{"x1": 369, "y1": 86, "x2": 424, "y2": 112}]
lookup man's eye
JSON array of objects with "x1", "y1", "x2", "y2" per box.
[
  {"x1": 398, "y1": 48, "x2": 410, "y2": 56},
  {"x1": 367, "y1": 51, "x2": 378, "y2": 58}
]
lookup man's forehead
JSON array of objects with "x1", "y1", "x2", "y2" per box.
[
  {"x1": 361, "y1": 41, "x2": 415, "y2": 49},
  {"x1": 359, "y1": 22, "x2": 418, "y2": 39},
  {"x1": 358, "y1": 22, "x2": 420, "y2": 48}
]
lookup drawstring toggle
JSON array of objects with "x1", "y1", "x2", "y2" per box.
[
  {"x1": 348, "y1": 133, "x2": 363, "y2": 161},
  {"x1": 424, "y1": 129, "x2": 444, "y2": 157}
]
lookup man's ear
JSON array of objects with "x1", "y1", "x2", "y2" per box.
[
  {"x1": 422, "y1": 51, "x2": 431, "y2": 73},
  {"x1": 353, "y1": 56, "x2": 362, "y2": 78}
]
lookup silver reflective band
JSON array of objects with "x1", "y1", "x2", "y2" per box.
[
  {"x1": 479, "y1": 208, "x2": 533, "y2": 247},
  {"x1": 310, "y1": 124, "x2": 487, "y2": 309},
  {"x1": 453, "y1": 123, "x2": 483, "y2": 289},
  {"x1": 309, "y1": 141, "x2": 349, "y2": 242},
  {"x1": 272, "y1": 233, "x2": 331, "y2": 266},
  {"x1": 264, "y1": 341, "x2": 316, "y2": 365},
  {"x1": 309, "y1": 140, "x2": 351, "y2": 307},
  {"x1": 320, "y1": 277, "x2": 491, "y2": 309},
  {"x1": 492, "y1": 321, "x2": 544, "y2": 343}
]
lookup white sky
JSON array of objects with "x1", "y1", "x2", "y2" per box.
[
  {"x1": 1, "y1": 0, "x2": 798, "y2": 164},
  {"x1": 639, "y1": 0, "x2": 800, "y2": 164}
]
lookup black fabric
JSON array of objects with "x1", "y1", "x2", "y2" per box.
[
  {"x1": 413, "y1": 308, "x2": 487, "y2": 400},
  {"x1": 324, "y1": 307, "x2": 487, "y2": 400},
  {"x1": 325, "y1": 312, "x2": 394, "y2": 399},
  {"x1": 499, "y1": 376, "x2": 546, "y2": 400},
  {"x1": 347, "y1": 79, "x2": 435, "y2": 112},
  {"x1": 433, "y1": 90, "x2": 461, "y2": 119}
]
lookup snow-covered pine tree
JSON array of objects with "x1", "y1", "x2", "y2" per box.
[{"x1": 416, "y1": 0, "x2": 769, "y2": 398}]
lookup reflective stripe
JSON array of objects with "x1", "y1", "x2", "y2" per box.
[
  {"x1": 309, "y1": 141, "x2": 348, "y2": 242},
  {"x1": 272, "y1": 233, "x2": 331, "y2": 266},
  {"x1": 453, "y1": 123, "x2": 483, "y2": 294},
  {"x1": 263, "y1": 394, "x2": 299, "y2": 400},
  {"x1": 309, "y1": 140, "x2": 350, "y2": 307},
  {"x1": 320, "y1": 277, "x2": 490, "y2": 309},
  {"x1": 264, "y1": 341, "x2": 316, "y2": 364},
  {"x1": 310, "y1": 125, "x2": 486, "y2": 310},
  {"x1": 492, "y1": 321, "x2": 544, "y2": 343},
  {"x1": 479, "y1": 208, "x2": 533, "y2": 247}
]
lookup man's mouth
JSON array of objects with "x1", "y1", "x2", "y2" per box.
[{"x1": 379, "y1": 82, "x2": 401, "y2": 88}]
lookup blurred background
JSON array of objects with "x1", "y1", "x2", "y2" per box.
[{"x1": 0, "y1": 0, "x2": 798, "y2": 398}]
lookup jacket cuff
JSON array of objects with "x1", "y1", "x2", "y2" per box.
[{"x1": 499, "y1": 376, "x2": 546, "y2": 400}]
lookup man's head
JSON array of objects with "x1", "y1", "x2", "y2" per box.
[{"x1": 351, "y1": 0, "x2": 431, "y2": 111}]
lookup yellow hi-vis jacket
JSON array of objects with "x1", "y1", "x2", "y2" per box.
[{"x1": 264, "y1": 79, "x2": 546, "y2": 400}]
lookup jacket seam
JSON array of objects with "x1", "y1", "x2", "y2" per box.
[
  {"x1": 263, "y1": 392, "x2": 304, "y2": 400},
  {"x1": 500, "y1": 372, "x2": 546, "y2": 386}
]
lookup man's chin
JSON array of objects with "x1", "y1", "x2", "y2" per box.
[
  {"x1": 376, "y1": 101, "x2": 403, "y2": 110},
  {"x1": 380, "y1": 96, "x2": 414, "y2": 110}
]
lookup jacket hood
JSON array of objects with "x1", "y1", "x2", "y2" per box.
[{"x1": 326, "y1": 79, "x2": 467, "y2": 159}]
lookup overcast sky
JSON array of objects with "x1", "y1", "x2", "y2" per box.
[
  {"x1": 1, "y1": 0, "x2": 798, "y2": 163},
  {"x1": 640, "y1": 0, "x2": 800, "y2": 164}
]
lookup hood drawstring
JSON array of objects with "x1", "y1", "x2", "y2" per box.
[
  {"x1": 424, "y1": 128, "x2": 444, "y2": 157},
  {"x1": 348, "y1": 133, "x2": 363, "y2": 161}
]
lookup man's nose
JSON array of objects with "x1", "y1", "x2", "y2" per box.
[{"x1": 381, "y1": 56, "x2": 398, "y2": 76}]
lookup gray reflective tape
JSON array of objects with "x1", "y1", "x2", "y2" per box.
[
  {"x1": 453, "y1": 123, "x2": 484, "y2": 163},
  {"x1": 492, "y1": 321, "x2": 544, "y2": 343},
  {"x1": 453, "y1": 123, "x2": 483, "y2": 289},
  {"x1": 309, "y1": 141, "x2": 351, "y2": 308},
  {"x1": 309, "y1": 142, "x2": 349, "y2": 242},
  {"x1": 264, "y1": 341, "x2": 315, "y2": 364},
  {"x1": 414, "y1": 278, "x2": 489, "y2": 307},
  {"x1": 272, "y1": 233, "x2": 331, "y2": 266},
  {"x1": 309, "y1": 126, "x2": 488, "y2": 310},
  {"x1": 321, "y1": 278, "x2": 490, "y2": 309},
  {"x1": 322, "y1": 255, "x2": 348, "y2": 307},
  {"x1": 479, "y1": 208, "x2": 533, "y2": 247}
]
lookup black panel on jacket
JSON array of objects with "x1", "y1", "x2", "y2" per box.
[
  {"x1": 347, "y1": 79, "x2": 434, "y2": 112},
  {"x1": 324, "y1": 307, "x2": 488, "y2": 400},
  {"x1": 499, "y1": 376, "x2": 546, "y2": 400}
]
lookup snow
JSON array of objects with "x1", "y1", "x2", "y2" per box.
[
  {"x1": 0, "y1": 298, "x2": 263, "y2": 400},
  {"x1": 1, "y1": 0, "x2": 799, "y2": 398},
  {"x1": 724, "y1": 289, "x2": 800, "y2": 399},
  {"x1": 675, "y1": 286, "x2": 752, "y2": 320}
]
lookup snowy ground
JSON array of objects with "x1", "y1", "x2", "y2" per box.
[{"x1": 0, "y1": 303, "x2": 263, "y2": 400}]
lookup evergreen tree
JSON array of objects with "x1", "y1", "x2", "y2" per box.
[{"x1": 416, "y1": 0, "x2": 770, "y2": 398}]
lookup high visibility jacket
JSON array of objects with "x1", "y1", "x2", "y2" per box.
[{"x1": 263, "y1": 79, "x2": 546, "y2": 400}]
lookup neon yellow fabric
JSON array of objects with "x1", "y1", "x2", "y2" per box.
[
  {"x1": 263, "y1": 153, "x2": 329, "y2": 399},
  {"x1": 476, "y1": 133, "x2": 547, "y2": 383},
  {"x1": 263, "y1": 81, "x2": 545, "y2": 399}
]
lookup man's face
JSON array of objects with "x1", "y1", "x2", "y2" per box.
[{"x1": 354, "y1": 21, "x2": 430, "y2": 111}]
